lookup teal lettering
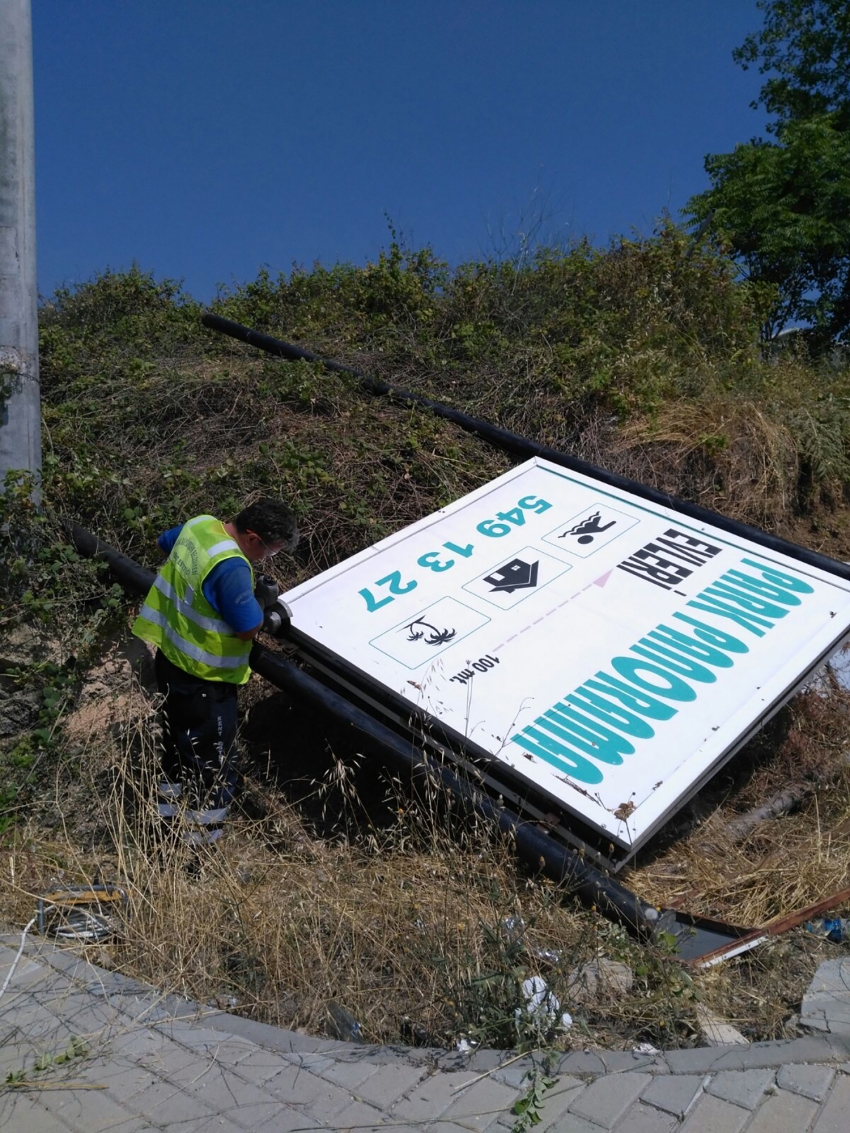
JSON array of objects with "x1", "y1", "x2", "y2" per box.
[
  {"x1": 610, "y1": 657, "x2": 697, "y2": 701},
  {"x1": 648, "y1": 625, "x2": 733, "y2": 669},
  {"x1": 723, "y1": 569, "x2": 801, "y2": 607},
  {"x1": 542, "y1": 707, "x2": 632, "y2": 764},
  {"x1": 740, "y1": 558, "x2": 815, "y2": 594},
  {"x1": 511, "y1": 729, "x2": 604, "y2": 784},
  {"x1": 686, "y1": 595, "x2": 770, "y2": 637},
  {"x1": 705, "y1": 581, "x2": 789, "y2": 621},
  {"x1": 631, "y1": 641, "x2": 716, "y2": 683},
  {"x1": 672, "y1": 612, "x2": 749, "y2": 653},
  {"x1": 565, "y1": 689, "x2": 656, "y2": 740},
  {"x1": 584, "y1": 674, "x2": 678, "y2": 722}
]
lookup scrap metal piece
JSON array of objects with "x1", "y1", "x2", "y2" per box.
[
  {"x1": 656, "y1": 908, "x2": 756, "y2": 964},
  {"x1": 682, "y1": 884, "x2": 850, "y2": 968},
  {"x1": 37, "y1": 884, "x2": 128, "y2": 942}
]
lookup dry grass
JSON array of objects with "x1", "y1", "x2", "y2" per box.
[
  {"x1": 632, "y1": 688, "x2": 850, "y2": 927},
  {"x1": 2, "y1": 649, "x2": 850, "y2": 1053},
  {"x1": 591, "y1": 399, "x2": 800, "y2": 528},
  {"x1": 623, "y1": 680, "x2": 850, "y2": 1040}
]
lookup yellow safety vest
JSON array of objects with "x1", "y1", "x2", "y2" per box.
[{"x1": 132, "y1": 515, "x2": 254, "y2": 684}]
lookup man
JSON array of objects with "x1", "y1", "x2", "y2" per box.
[{"x1": 132, "y1": 498, "x2": 298, "y2": 848}]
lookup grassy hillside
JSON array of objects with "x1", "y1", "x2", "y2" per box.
[
  {"x1": 2, "y1": 220, "x2": 850, "y2": 1051},
  {"x1": 23, "y1": 220, "x2": 850, "y2": 566}
]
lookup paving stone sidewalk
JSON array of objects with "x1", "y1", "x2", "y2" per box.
[{"x1": 3, "y1": 934, "x2": 850, "y2": 1132}]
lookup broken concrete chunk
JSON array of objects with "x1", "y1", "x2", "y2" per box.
[
  {"x1": 568, "y1": 959, "x2": 634, "y2": 1005},
  {"x1": 800, "y1": 957, "x2": 850, "y2": 1036},
  {"x1": 695, "y1": 1004, "x2": 748, "y2": 1046}
]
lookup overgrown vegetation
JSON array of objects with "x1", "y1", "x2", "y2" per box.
[
  {"x1": 27, "y1": 223, "x2": 850, "y2": 571},
  {"x1": 3, "y1": 223, "x2": 850, "y2": 1051},
  {"x1": 687, "y1": 0, "x2": 850, "y2": 347}
]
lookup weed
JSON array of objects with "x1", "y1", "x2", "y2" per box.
[
  {"x1": 511, "y1": 1059, "x2": 559, "y2": 1131},
  {"x1": 4, "y1": 1036, "x2": 90, "y2": 1087}
]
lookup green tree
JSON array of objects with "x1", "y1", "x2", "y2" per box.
[
  {"x1": 735, "y1": 0, "x2": 850, "y2": 129},
  {"x1": 686, "y1": 0, "x2": 850, "y2": 347}
]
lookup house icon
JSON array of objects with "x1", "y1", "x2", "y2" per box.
[{"x1": 484, "y1": 558, "x2": 539, "y2": 594}]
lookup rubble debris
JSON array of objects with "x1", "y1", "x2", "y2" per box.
[
  {"x1": 568, "y1": 959, "x2": 634, "y2": 1005},
  {"x1": 691, "y1": 884, "x2": 850, "y2": 967},
  {"x1": 695, "y1": 1004, "x2": 748, "y2": 1046},
  {"x1": 800, "y1": 957, "x2": 850, "y2": 1035}
]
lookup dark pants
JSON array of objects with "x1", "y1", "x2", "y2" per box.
[{"x1": 154, "y1": 650, "x2": 239, "y2": 844}]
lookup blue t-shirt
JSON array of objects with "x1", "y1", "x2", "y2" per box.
[{"x1": 158, "y1": 525, "x2": 263, "y2": 633}]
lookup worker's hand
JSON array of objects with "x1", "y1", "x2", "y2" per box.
[
  {"x1": 254, "y1": 573, "x2": 281, "y2": 610},
  {"x1": 261, "y1": 598, "x2": 293, "y2": 637}
]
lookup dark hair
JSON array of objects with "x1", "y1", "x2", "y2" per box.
[{"x1": 233, "y1": 498, "x2": 299, "y2": 552}]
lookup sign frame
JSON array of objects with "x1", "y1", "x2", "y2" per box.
[{"x1": 284, "y1": 457, "x2": 850, "y2": 865}]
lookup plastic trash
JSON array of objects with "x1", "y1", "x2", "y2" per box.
[
  {"x1": 326, "y1": 1001, "x2": 364, "y2": 1043},
  {"x1": 515, "y1": 975, "x2": 573, "y2": 1033},
  {"x1": 805, "y1": 917, "x2": 844, "y2": 943}
]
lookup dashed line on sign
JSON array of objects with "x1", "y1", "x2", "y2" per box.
[{"x1": 475, "y1": 567, "x2": 609, "y2": 660}]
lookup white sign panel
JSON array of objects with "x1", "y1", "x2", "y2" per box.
[{"x1": 284, "y1": 458, "x2": 850, "y2": 852}]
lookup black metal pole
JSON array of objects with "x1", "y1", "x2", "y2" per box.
[
  {"x1": 68, "y1": 523, "x2": 156, "y2": 593},
  {"x1": 249, "y1": 645, "x2": 660, "y2": 933},
  {"x1": 202, "y1": 311, "x2": 850, "y2": 582},
  {"x1": 67, "y1": 522, "x2": 660, "y2": 935}
]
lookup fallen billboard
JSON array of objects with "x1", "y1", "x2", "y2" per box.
[{"x1": 284, "y1": 457, "x2": 850, "y2": 862}]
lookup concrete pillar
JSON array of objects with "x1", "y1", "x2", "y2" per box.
[{"x1": 0, "y1": 0, "x2": 41, "y2": 483}]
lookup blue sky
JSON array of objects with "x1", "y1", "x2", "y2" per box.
[{"x1": 33, "y1": 1, "x2": 769, "y2": 303}]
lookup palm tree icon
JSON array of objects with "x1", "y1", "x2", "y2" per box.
[{"x1": 405, "y1": 617, "x2": 457, "y2": 647}]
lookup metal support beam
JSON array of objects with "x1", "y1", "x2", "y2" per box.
[{"x1": 0, "y1": 0, "x2": 40, "y2": 484}]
